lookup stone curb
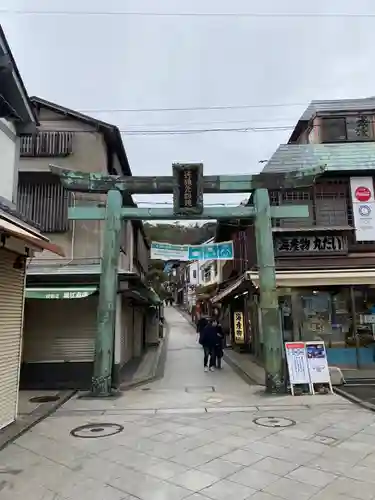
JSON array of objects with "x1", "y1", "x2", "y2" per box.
[
  {"x1": 0, "y1": 390, "x2": 76, "y2": 452},
  {"x1": 222, "y1": 351, "x2": 262, "y2": 386},
  {"x1": 120, "y1": 321, "x2": 170, "y2": 391},
  {"x1": 334, "y1": 386, "x2": 375, "y2": 413}
]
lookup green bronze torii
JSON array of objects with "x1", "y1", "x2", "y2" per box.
[{"x1": 50, "y1": 163, "x2": 325, "y2": 396}]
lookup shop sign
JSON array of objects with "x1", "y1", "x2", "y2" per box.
[
  {"x1": 26, "y1": 288, "x2": 97, "y2": 299},
  {"x1": 285, "y1": 342, "x2": 311, "y2": 387},
  {"x1": 305, "y1": 342, "x2": 331, "y2": 386},
  {"x1": 233, "y1": 311, "x2": 245, "y2": 344},
  {"x1": 275, "y1": 235, "x2": 347, "y2": 254},
  {"x1": 151, "y1": 240, "x2": 234, "y2": 261},
  {"x1": 350, "y1": 176, "x2": 375, "y2": 241}
]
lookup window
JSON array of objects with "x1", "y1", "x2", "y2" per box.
[
  {"x1": 20, "y1": 131, "x2": 73, "y2": 157},
  {"x1": 321, "y1": 115, "x2": 373, "y2": 143},
  {"x1": 192, "y1": 270, "x2": 197, "y2": 279},
  {"x1": 315, "y1": 181, "x2": 348, "y2": 227},
  {"x1": 17, "y1": 173, "x2": 69, "y2": 232},
  {"x1": 278, "y1": 190, "x2": 313, "y2": 228}
]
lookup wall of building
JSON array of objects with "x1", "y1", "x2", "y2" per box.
[{"x1": 0, "y1": 118, "x2": 17, "y2": 202}]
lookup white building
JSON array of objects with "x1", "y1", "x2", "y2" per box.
[{"x1": 186, "y1": 238, "x2": 226, "y2": 313}]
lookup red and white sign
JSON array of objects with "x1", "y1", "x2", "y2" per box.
[
  {"x1": 355, "y1": 186, "x2": 372, "y2": 202},
  {"x1": 285, "y1": 342, "x2": 311, "y2": 388},
  {"x1": 350, "y1": 177, "x2": 375, "y2": 241}
]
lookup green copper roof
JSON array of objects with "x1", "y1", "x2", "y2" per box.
[{"x1": 263, "y1": 143, "x2": 375, "y2": 174}]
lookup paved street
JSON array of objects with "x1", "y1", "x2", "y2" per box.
[{"x1": 2, "y1": 308, "x2": 375, "y2": 499}]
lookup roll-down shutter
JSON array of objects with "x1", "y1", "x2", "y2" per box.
[
  {"x1": 0, "y1": 249, "x2": 25, "y2": 429},
  {"x1": 23, "y1": 297, "x2": 97, "y2": 362}
]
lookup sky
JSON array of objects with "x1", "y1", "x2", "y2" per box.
[{"x1": 2, "y1": 0, "x2": 375, "y2": 215}]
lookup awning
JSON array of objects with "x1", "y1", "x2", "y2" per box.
[
  {"x1": 247, "y1": 269, "x2": 375, "y2": 288},
  {"x1": 123, "y1": 284, "x2": 161, "y2": 306},
  {"x1": 26, "y1": 286, "x2": 97, "y2": 299},
  {"x1": 0, "y1": 217, "x2": 64, "y2": 256},
  {"x1": 211, "y1": 274, "x2": 247, "y2": 304}
]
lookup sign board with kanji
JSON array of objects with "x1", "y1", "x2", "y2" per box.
[
  {"x1": 275, "y1": 235, "x2": 347, "y2": 255},
  {"x1": 172, "y1": 163, "x2": 204, "y2": 216},
  {"x1": 233, "y1": 311, "x2": 245, "y2": 344}
]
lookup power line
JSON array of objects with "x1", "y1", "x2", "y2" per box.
[
  {"x1": 79, "y1": 102, "x2": 307, "y2": 113},
  {"x1": 37, "y1": 124, "x2": 295, "y2": 135},
  {"x1": 0, "y1": 9, "x2": 374, "y2": 18}
]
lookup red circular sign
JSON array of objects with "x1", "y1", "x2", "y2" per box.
[{"x1": 355, "y1": 186, "x2": 372, "y2": 202}]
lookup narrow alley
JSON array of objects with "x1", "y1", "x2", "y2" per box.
[{"x1": 2, "y1": 308, "x2": 375, "y2": 500}]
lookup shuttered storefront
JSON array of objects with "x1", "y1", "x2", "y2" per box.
[
  {"x1": 22, "y1": 296, "x2": 97, "y2": 388},
  {"x1": 0, "y1": 249, "x2": 25, "y2": 430}
]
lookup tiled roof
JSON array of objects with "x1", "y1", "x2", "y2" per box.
[
  {"x1": 263, "y1": 142, "x2": 375, "y2": 174},
  {"x1": 300, "y1": 97, "x2": 375, "y2": 121}
]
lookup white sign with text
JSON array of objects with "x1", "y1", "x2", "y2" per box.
[{"x1": 350, "y1": 177, "x2": 375, "y2": 241}]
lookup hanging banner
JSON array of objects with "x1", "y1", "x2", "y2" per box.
[
  {"x1": 233, "y1": 311, "x2": 245, "y2": 344},
  {"x1": 350, "y1": 177, "x2": 375, "y2": 241},
  {"x1": 151, "y1": 242, "x2": 189, "y2": 261},
  {"x1": 151, "y1": 241, "x2": 234, "y2": 261},
  {"x1": 305, "y1": 342, "x2": 331, "y2": 386},
  {"x1": 285, "y1": 342, "x2": 311, "y2": 388}
]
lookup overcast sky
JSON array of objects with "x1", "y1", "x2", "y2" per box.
[{"x1": 2, "y1": 0, "x2": 375, "y2": 212}]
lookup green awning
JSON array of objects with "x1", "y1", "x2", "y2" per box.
[{"x1": 26, "y1": 286, "x2": 98, "y2": 300}]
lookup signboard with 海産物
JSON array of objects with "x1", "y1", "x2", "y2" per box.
[
  {"x1": 275, "y1": 235, "x2": 347, "y2": 255},
  {"x1": 172, "y1": 163, "x2": 204, "y2": 216},
  {"x1": 233, "y1": 311, "x2": 245, "y2": 344}
]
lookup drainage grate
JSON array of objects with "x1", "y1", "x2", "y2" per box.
[
  {"x1": 185, "y1": 386, "x2": 215, "y2": 393},
  {"x1": 70, "y1": 423, "x2": 124, "y2": 439},
  {"x1": 29, "y1": 395, "x2": 60, "y2": 404},
  {"x1": 253, "y1": 416, "x2": 296, "y2": 428}
]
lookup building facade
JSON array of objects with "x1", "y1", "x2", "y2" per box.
[
  {"x1": 17, "y1": 97, "x2": 158, "y2": 390},
  {"x1": 0, "y1": 27, "x2": 64, "y2": 429},
  {"x1": 214, "y1": 97, "x2": 375, "y2": 368}
]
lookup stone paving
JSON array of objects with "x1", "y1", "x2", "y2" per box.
[{"x1": 2, "y1": 307, "x2": 375, "y2": 499}]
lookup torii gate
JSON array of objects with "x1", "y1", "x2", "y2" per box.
[{"x1": 50, "y1": 163, "x2": 324, "y2": 396}]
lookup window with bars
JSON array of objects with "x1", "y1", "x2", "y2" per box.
[
  {"x1": 321, "y1": 115, "x2": 373, "y2": 143},
  {"x1": 272, "y1": 190, "x2": 313, "y2": 228},
  {"x1": 17, "y1": 173, "x2": 69, "y2": 232},
  {"x1": 20, "y1": 131, "x2": 73, "y2": 157}
]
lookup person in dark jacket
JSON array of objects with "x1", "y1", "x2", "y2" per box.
[
  {"x1": 214, "y1": 321, "x2": 224, "y2": 369},
  {"x1": 200, "y1": 319, "x2": 220, "y2": 372},
  {"x1": 196, "y1": 314, "x2": 208, "y2": 343}
]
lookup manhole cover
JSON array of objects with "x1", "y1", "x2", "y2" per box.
[
  {"x1": 70, "y1": 423, "x2": 124, "y2": 439},
  {"x1": 253, "y1": 416, "x2": 296, "y2": 428},
  {"x1": 29, "y1": 395, "x2": 60, "y2": 403}
]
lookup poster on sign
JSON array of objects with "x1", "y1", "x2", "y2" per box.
[
  {"x1": 284, "y1": 342, "x2": 312, "y2": 395},
  {"x1": 305, "y1": 341, "x2": 333, "y2": 393}
]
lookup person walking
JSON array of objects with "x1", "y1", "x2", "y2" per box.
[
  {"x1": 200, "y1": 319, "x2": 218, "y2": 372},
  {"x1": 213, "y1": 320, "x2": 224, "y2": 369},
  {"x1": 196, "y1": 313, "x2": 208, "y2": 344}
]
